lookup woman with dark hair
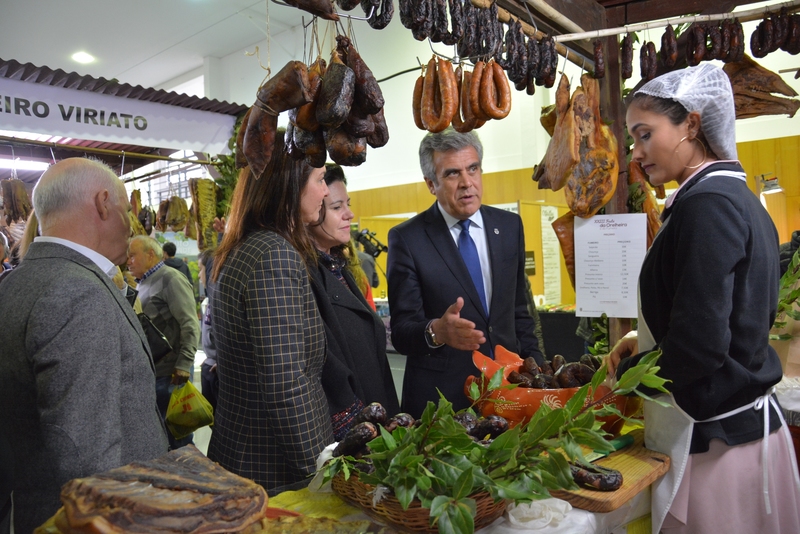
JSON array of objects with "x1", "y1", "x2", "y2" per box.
[
  {"x1": 207, "y1": 130, "x2": 332, "y2": 496},
  {"x1": 309, "y1": 164, "x2": 400, "y2": 441},
  {"x1": 608, "y1": 64, "x2": 799, "y2": 533}
]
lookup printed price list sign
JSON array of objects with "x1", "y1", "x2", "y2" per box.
[{"x1": 574, "y1": 214, "x2": 646, "y2": 318}]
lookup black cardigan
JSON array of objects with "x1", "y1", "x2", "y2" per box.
[
  {"x1": 310, "y1": 259, "x2": 400, "y2": 439},
  {"x1": 618, "y1": 162, "x2": 784, "y2": 453}
]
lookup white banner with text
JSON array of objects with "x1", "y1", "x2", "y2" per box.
[{"x1": 0, "y1": 77, "x2": 236, "y2": 154}]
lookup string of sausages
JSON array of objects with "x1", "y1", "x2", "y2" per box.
[
  {"x1": 407, "y1": 0, "x2": 560, "y2": 133},
  {"x1": 616, "y1": 19, "x2": 746, "y2": 83}
]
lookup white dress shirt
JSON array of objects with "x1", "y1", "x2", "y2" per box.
[{"x1": 34, "y1": 236, "x2": 117, "y2": 278}]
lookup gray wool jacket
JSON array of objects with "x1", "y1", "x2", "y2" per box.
[{"x1": 0, "y1": 242, "x2": 168, "y2": 533}]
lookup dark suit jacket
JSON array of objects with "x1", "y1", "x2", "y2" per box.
[
  {"x1": 0, "y1": 242, "x2": 168, "y2": 533},
  {"x1": 387, "y1": 203, "x2": 543, "y2": 418},
  {"x1": 311, "y1": 260, "x2": 400, "y2": 439},
  {"x1": 207, "y1": 230, "x2": 333, "y2": 494}
]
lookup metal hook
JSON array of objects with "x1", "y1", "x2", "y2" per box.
[
  {"x1": 427, "y1": 38, "x2": 457, "y2": 62},
  {"x1": 522, "y1": 0, "x2": 538, "y2": 35},
  {"x1": 49, "y1": 146, "x2": 56, "y2": 165},
  {"x1": 120, "y1": 151, "x2": 126, "y2": 177}
]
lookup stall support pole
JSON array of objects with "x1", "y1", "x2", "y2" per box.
[{"x1": 598, "y1": 20, "x2": 632, "y2": 347}]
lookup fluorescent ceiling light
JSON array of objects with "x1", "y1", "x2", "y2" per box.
[
  {"x1": 0, "y1": 158, "x2": 49, "y2": 171},
  {"x1": 71, "y1": 51, "x2": 95, "y2": 64}
]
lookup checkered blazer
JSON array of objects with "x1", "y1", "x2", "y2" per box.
[{"x1": 207, "y1": 230, "x2": 333, "y2": 493}]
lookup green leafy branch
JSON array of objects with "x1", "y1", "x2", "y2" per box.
[
  {"x1": 772, "y1": 248, "x2": 800, "y2": 340},
  {"x1": 322, "y1": 351, "x2": 668, "y2": 534}
]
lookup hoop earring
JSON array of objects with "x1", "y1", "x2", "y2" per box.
[{"x1": 685, "y1": 138, "x2": 707, "y2": 170}]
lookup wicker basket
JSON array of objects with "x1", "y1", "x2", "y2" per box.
[{"x1": 331, "y1": 472, "x2": 507, "y2": 533}]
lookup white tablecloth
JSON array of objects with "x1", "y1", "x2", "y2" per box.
[{"x1": 477, "y1": 490, "x2": 650, "y2": 534}]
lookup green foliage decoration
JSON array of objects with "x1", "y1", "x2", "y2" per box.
[
  {"x1": 771, "y1": 248, "x2": 800, "y2": 340},
  {"x1": 210, "y1": 112, "x2": 246, "y2": 219},
  {"x1": 322, "y1": 352, "x2": 669, "y2": 534}
]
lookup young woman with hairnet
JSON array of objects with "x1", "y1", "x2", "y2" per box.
[{"x1": 607, "y1": 63, "x2": 800, "y2": 533}]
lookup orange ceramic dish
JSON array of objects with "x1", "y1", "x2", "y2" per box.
[{"x1": 465, "y1": 347, "x2": 641, "y2": 436}]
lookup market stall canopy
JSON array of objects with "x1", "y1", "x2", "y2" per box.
[{"x1": 0, "y1": 58, "x2": 248, "y2": 185}]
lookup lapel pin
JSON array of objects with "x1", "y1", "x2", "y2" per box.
[{"x1": 494, "y1": 228, "x2": 499, "y2": 234}]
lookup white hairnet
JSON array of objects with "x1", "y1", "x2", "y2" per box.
[{"x1": 635, "y1": 63, "x2": 737, "y2": 161}]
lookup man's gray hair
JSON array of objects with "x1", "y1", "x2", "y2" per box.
[
  {"x1": 33, "y1": 158, "x2": 123, "y2": 226},
  {"x1": 418, "y1": 128, "x2": 484, "y2": 185},
  {"x1": 130, "y1": 235, "x2": 163, "y2": 258}
]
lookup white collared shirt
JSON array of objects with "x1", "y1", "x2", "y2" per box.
[
  {"x1": 438, "y1": 203, "x2": 492, "y2": 313},
  {"x1": 34, "y1": 236, "x2": 117, "y2": 278}
]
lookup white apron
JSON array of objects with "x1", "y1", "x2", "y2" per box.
[{"x1": 638, "y1": 299, "x2": 800, "y2": 534}]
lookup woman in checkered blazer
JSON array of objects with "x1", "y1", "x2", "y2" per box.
[{"x1": 207, "y1": 130, "x2": 333, "y2": 495}]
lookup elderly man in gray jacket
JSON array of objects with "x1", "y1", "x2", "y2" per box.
[
  {"x1": 128, "y1": 235, "x2": 200, "y2": 449},
  {"x1": 0, "y1": 158, "x2": 168, "y2": 533}
]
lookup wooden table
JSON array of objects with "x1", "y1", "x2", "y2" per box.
[{"x1": 551, "y1": 428, "x2": 669, "y2": 513}]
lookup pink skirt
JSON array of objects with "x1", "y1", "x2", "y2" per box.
[{"x1": 662, "y1": 429, "x2": 800, "y2": 533}]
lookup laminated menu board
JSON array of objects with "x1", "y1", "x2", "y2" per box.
[{"x1": 574, "y1": 214, "x2": 646, "y2": 318}]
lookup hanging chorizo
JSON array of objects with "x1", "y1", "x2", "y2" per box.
[
  {"x1": 460, "y1": 69, "x2": 486, "y2": 130},
  {"x1": 660, "y1": 25, "x2": 677, "y2": 68},
  {"x1": 788, "y1": 15, "x2": 800, "y2": 55},
  {"x1": 442, "y1": 0, "x2": 464, "y2": 46},
  {"x1": 706, "y1": 23, "x2": 722, "y2": 60},
  {"x1": 480, "y1": 60, "x2": 511, "y2": 120},
  {"x1": 412, "y1": 74, "x2": 425, "y2": 130},
  {"x1": 470, "y1": 61, "x2": 491, "y2": 121},
  {"x1": 421, "y1": 57, "x2": 458, "y2": 133},
  {"x1": 640, "y1": 41, "x2": 652, "y2": 78},
  {"x1": 770, "y1": 8, "x2": 786, "y2": 52},
  {"x1": 686, "y1": 24, "x2": 705, "y2": 66},
  {"x1": 452, "y1": 66, "x2": 476, "y2": 133},
  {"x1": 542, "y1": 37, "x2": 558, "y2": 89},
  {"x1": 429, "y1": 0, "x2": 448, "y2": 43},
  {"x1": 515, "y1": 21, "x2": 529, "y2": 85},
  {"x1": 731, "y1": 18, "x2": 746, "y2": 61},
  {"x1": 647, "y1": 41, "x2": 657, "y2": 80},
  {"x1": 753, "y1": 18, "x2": 773, "y2": 58},
  {"x1": 621, "y1": 33, "x2": 633, "y2": 79},
  {"x1": 720, "y1": 19, "x2": 732, "y2": 62},
  {"x1": 593, "y1": 40, "x2": 605, "y2": 79},
  {"x1": 526, "y1": 36, "x2": 539, "y2": 95},
  {"x1": 398, "y1": 0, "x2": 414, "y2": 28}
]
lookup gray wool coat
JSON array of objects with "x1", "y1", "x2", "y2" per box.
[{"x1": 0, "y1": 242, "x2": 168, "y2": 533}]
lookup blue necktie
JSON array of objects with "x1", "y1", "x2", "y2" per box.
[{"x1": 458, "y1": 219, "x2": 488, "y2": 315}]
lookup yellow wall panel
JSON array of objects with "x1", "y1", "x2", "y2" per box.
[{"x1": 738, "y1": 135, "x2": 800, "y2": 244}]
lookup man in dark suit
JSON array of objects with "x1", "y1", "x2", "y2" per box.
[
  {"x1": 0, "y1": 158, "x2": 168, "y2": 533},
  {"x1": 387, "y1": 128, "x2": 544, "y2": 418}
]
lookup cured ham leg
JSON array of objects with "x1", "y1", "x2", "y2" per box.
[
  {"x1": 564, "y1": 75, "x2": 619, "y2": 218},
  {"x1": 532, "y1": 74, "x2": 577, "y2": 191}
]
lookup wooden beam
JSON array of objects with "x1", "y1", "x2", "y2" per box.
[
  {"x1": 528, "y1": 0, "x2": 606, "y2": 37},
  {"x1": 594, "y1": 9, "x2": 633, "y2": 346},
  {"x1": 605, "y1": 0, "x2": 765, "y2": 27}
]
